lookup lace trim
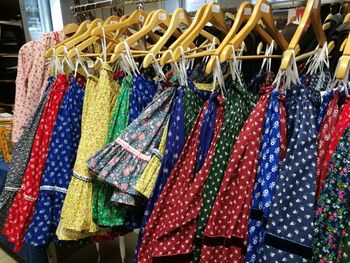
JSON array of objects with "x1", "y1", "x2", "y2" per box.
[
  {"x1": 152, "y1": 149, "x2": 163, "y2": 162},
  {"x1": 23, "y1": 193, "x2": 36, "y2": 202},
  {"x1": 40, "y1": 185, "x2": 67, "y2": 193},
  {"x1": 73, "y1": 171, "x2": 93, "y2": 182},
  {"x1": 4, "y1": 186, "x2": 20, "y2": 192},
  {"x1": 116, "y1": 138, "x2": 151, "y2": 161}
]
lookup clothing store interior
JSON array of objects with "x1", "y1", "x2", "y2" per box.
[{"x1": 2, "y1": 0, "x2": 350, "y2": 262}]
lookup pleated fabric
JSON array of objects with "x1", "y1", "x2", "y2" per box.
[
  {"x1": 134, "y1": 83, "x2": 210, "y2": 262},
  {"x1": 262, "y1": 84, "x2": 321, "y2": 263},
  {"x1": 199, "y1": 86, "x2": 271, "y2": 263},
  {"x1": 92, "y1": 75, "x2": 131, "y2": 227},
  {"x1": 0, "y1": 76, "x2": 55, "y2": 232},
  {"x1": 57, "y1": 63, "x2": 119, "y2": 240},
  {"x1": 25, "y1": 77, "x2": 85, "y2": 246},
  {"x1": 193, "y1": 81, "x2": 258, "y2": 261},
  {"x1": 137, "y1": 94, "x2": 225, "y2": 263},
  {"x1": 313, "y1": 126, "x2": 350, "y2": 262},
  {"x1": 245, "y1": 89, "x2": 286, "y2": 263},
  {"x1": 3, "y1": 74, "x2": 69, "y2": 252}
]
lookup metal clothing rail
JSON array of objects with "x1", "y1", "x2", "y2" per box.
[
  {"x1": 71, "y1": 0, "x2": 162, "y2": 14},
  {"x1": 271, "y1": 0, "x2": 350, "y2": 10}
]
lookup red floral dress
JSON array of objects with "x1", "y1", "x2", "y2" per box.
[{"x1": 2, "y1": 74, "x2": 69, "y2": 252}]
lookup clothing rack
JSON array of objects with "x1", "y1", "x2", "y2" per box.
[
  {"x1": 71, "y1": 0, "x2": 162, "y2": 15},
  {"x1": 271, "y1": 0, "x2": 350, "y2": 10}
]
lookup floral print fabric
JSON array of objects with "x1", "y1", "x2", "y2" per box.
[
  {"x1": 25, "y1": 77, "x2": 85, "y2": 246},
  {"x1": 137, "y1": 95, "x2": 225, "y2": 263},
  {"x1": 262, "y1": 84, "x2": 321, "y2": 263},
  {"x1": 0, "y1": 77, "x2": 55, "y2": 232},
  {"x1": 92, "y1": 76, "x2": 131, "y2": 227},
  {"x1": 313, "y1": 126, "x2": 350, "y2": 262},
  {"x1": 245, "y1": 89, "x2": 286, "y2": 263},
  {"x1": 3, "y1": 74, "x2": 69, "y2": 252},
  {"x1": 88, "y1": 87, "x2": 175, "y2": 206},
  {"x1": 58, "y1": 63, "x2": 119, "y2": 240}
]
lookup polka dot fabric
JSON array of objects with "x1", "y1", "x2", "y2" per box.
[
  {"x1": 262, "y1": 83, "x2": 321, "y2": 263},
  {"x1": 313, "y1": 126, "x2": 350, "y2": 262},
  {"x1": 245, "y1": 89, "x2": 286, "y2": 263},
  {"x1": 25, "y1": 77, "x2": 85, "y2": 246},
  {"x1": 137, "y1": 95, "x2": 225, "y2": 263},
  {"x1": 194, "y1": 81, "x2": 258, "y2": 261},
  {"x1": 134, "y1": 84, "x2": 209, "y2": 262},
  {"x1": 200, "y1": 86, "x2": 271, "y2": 263},
  {"x1": 2, "y1": 74, "x2": 69, "y2": 252},
  {"x1": 0, "y1": 77, "x2": 55, "y2": 232}
]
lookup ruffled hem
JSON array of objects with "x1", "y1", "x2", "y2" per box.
[
  {"x1": 58, "y1": 177, "x2": 98, "y2": 239},
  {"x1": 25, "y1": 190, "x2": 66, "y2": 246},
  {"x1": 92, "y1": 180, "x2": 125, "y2": 227},
  {"x1": 0, "y1": 190, "x2": 17, "y2": 232}
]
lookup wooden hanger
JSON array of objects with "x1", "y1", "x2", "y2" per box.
[
  {"x1": 279, "y1": 0, "x2": 326, "y2": 70},
  {"x1": 45, "y1": 20, "x2": 91, "y2": 58},
  {"x1": 170, "y1": 2, "x2": 229, "y2": 63},
  {"x1": 220, "y1": 0, "x2": 288, "y2": 63},
  {"x1": 205, "y1": 1, "x2": 275, "y2": 74},
  {"x1": 56, "y1": 18, "x2": 105, "y2": 55},
  {"x1": 142, "y1": 8, "x2": 218, "y2": 68},
  {"x1": 67, "y1": 16, "x2": 120, "y2": 59},
  {"x1": 335, "y1": 32, "x2": 350, "y2": 80},
  {"x1": 62, "y1": 23, "x2": 79, "y2": 36}
]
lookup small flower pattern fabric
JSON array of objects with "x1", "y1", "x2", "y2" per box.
[
  {"x1": 13, "y1": 32, "x2": 64, "y2": 143},
  {"x1": 92, "y1": 75, "x2": 131, "y2": 227},
  {"x1": 25, "y1": 77, "x2": 85, "y2": 246},
  {"x1": 134, "y1": 123, "x2": 169, "y2": 198},
  {"x1": 316, "y1": 90, "x2": 334, "y2": 132},
  {"x1": 128, "y1": 74, "x2": 158, "y2": 124},
  {"x1": 315, "y1": 91, "x2": 341, "y2": 198},
  {"x1": 88, "y1": 87, "x2": 175, "y2": 206},
  {"x1": 58, "y1": 63, "x2": 119, "y2": 240},
  {"x1": 262, "y1": 83, "x2": 321, "y2": 263},
  {"x1": 0, "y1": 77, "x2": 55, "y2": 232},
  {"x1": 3, "y1": 74, "x2": 69, "y2": 252},
  {"x1": 245, "y1": 89, "x2": 286, "y2": 263},
  {"x1": 317, "y1": 96, "x2": 350, "y2": 198},
  {"x1": 313, "y1": 126, "x2": 350, "y2": 262},
  {"x1": 134, "y1": 83, "x2": 210, "y2": 262},
  {"x1": 137, "y1": 95, "x2": 225, "y2": 263},
  {"x1": 194, "y1": 81, "x2": 258, "y2": 261}
]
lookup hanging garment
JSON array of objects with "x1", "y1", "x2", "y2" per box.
[
  {"x1": 315, "y1": 91, "x2": 340, "y2": 198},
  {"x1": 316, "y1": 90, "x2": 333, "y2": 132},
  {"x1": 57, "y1": 63, "x2": 119, "y2": 240},
  {"x1": 245, "y1": 89, "x2": 286, "y2": 263},
  {"x1": 92, "y1": 75, "x2": 132, "y2": 227},
  {"x1": 313, "y1": 126, "x2": 350, "y2": 263},
  {"x1": 316, "y1": 96, "x2": 350, "y2": 197},
  {"x1": 261, "y1": 83, "x2": 321, "y2": 263},
  {"x1": 137, "y1": 93, "x2": 225, "y2": 263},
  {"x1": 128, "y1": 74, "x2": 158, "y2": 124},
  {"x1": 87, "y1": 86, "x2": 175, "y2": 207},
  {"x1": 134, "y1": 83, "x2": 210, "y2": 262},
  {"x1": 193, "y1": 81, "x2": 258, "y2": 261},
  {"x1": 12, "y1": 32, "x2": 64, "y2": 143},
  {"x1": 3, "y1": 74, "x2": 69, "y2": 252},
  {"x1": 25, "y1": 77, "x2": 85, "y2": 246},
  {"x1": 135, "y1": 123, "x2": 169, "y2": 198},
  {"x1": 0, "y1": 76, "x2": 55, "y2": 232},
  {"x1": 198, "y1": 86, "x2": 271, "y2": 263}
]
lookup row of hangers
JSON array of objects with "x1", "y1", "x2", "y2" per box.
[{"x1": 46, "y1": 0, "x2": 350, "y2": 86}]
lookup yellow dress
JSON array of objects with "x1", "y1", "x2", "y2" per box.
[
  {"x1": 134, "y1": 123, "x2": 168, "y2": 198},
  {"x1": 57, "y1": 63, "x2": 120, "y2": 240}
]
